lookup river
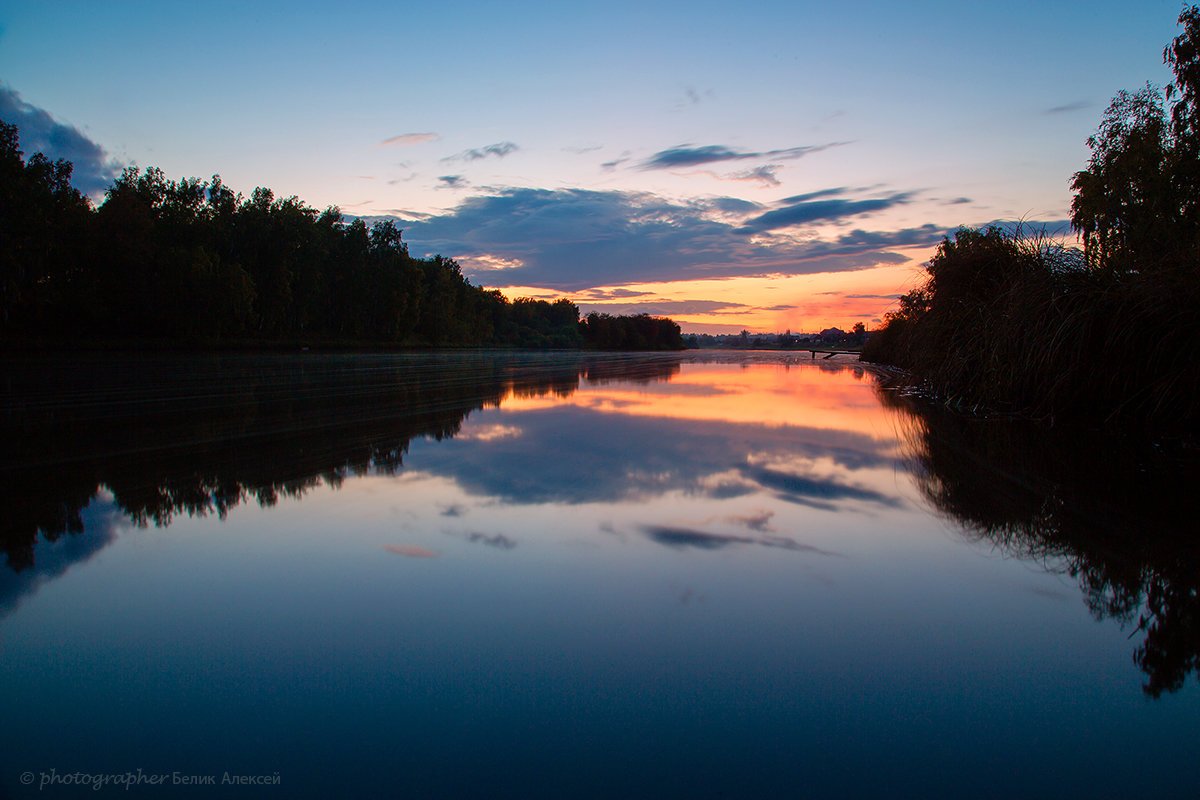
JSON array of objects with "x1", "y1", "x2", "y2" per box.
[{"x1": 1, "y1": 351, "x2": 1197, "y2": 798}]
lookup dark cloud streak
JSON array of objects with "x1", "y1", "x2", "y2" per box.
[
  {"x1": 640, "y1": 525, "x2": 839, "y2": 556},
  {"x1": 641, "y1": 142, "x2": 844, "y2": 170},
  {"x1": 736, "y1": 193, "x2": 914, "y2": 234}
]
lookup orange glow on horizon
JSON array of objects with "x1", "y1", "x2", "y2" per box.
[{"x1": 489, "y1": 244, "x2": 936, "y2": 334}]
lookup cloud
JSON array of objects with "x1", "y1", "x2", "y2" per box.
[
  {"x1": 574, "y1": 288, "x2": 654, "y2": 300},
  {"x1": 725, "y1": 165, "x2": 782, "y2": 187},
  {"x1": 0, "y1": 495, "x2": 123, "y2": 618},
  {"x1": 743, "y1": 464, "x2": 899, "y2": 509},
  {"x1": 442, "y1": 141, "x2": 519, "y2": 162},
  {"x1": 641, "y1": 142, "x2": 844, "y2": 170},
  {"x1": 735, "y1": 193, "x2": 913, "y2": 234},
  {"x1": 710, "y1": 197, "x2": 762, "y2": 214},
  {"x1": 463, "y1": 532, "x2": 517, "y2": 550},
  {"x1": 1046, "y1": 101, "x2": 1090, "y2": 114},
  {"x1": 677, "y1": 86, "x2": 715, "y2": 107},
  {"x1": 437, "y1": 175, "x2": 468, "y2": 189},
  {"x1": 406, "y1": 394, "x2": 903, "y2": 507},
  {"x1": 578, "y1": 299, "x2": 748, "y2": 317},
  {"x1": 399, "y1": 186, "x2": 942, "y2": 291},
  {"x1": 720, "y1": 510, "x2": 775, "y2": 532},
  {"x1": 379, "y1": 132, "x2": 438, "y2": 146},
  {"x1": 0, "y1": 85, "x2": 121, "y2": 197},
  {"x1": 779, "y1": 188, "x2": 850, "y2": 204},
  {"x1": 640, "y1": 525, "x2": 838, "y2": 555}
]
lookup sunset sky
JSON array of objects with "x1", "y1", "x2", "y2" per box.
[{"x1": 0, "y1": 0, "x2": 1184, "y2": 332}]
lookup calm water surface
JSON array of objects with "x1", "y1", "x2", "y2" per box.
[{"x1": 1, "y1": 351, "x2": 1197, "y2": 798}]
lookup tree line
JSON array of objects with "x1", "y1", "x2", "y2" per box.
[
  {"x1": 0, "y1": 125, "x2": 681, "y2": 350},
  {"x1": 863, "y1": 6, "x2": 1200, "y2": 437}
]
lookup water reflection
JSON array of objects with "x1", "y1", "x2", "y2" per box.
[
  {"x1": 1, "y1": 353, "x2": 901, "y2": 563},
  {"x1": 877, "y1": 379, "x2": 1200, "y2": 697},
  {"x1": 0, "y1": 352, "x2": 680, "y2": 571},
  {"x1": 4, "y1": 352, "x2": 1200, "y2": 797},
  {"x1": 5, "y1": 350, "x2": 1198, "y2": 704}
]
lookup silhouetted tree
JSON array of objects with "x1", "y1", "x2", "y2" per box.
[
  {"x1": 0, "y1": 119, "x2": 686, "y2": 350},
  {"x1": 0, "y1": 121, "x2": 91, "y2": 331}
]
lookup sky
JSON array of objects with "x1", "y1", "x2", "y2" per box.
[{"x1": 0, "y1": 0, "x2": 1185, "y2": 332}]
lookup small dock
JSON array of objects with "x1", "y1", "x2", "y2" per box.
[{"x1": 805, "y1": 348, "x2": 859, "y2": 359}]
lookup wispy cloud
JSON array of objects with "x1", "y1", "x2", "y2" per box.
[
  {"x1": 379, "y1": 132, "x2": 439, "y2": 146},
  {"x1": 437, "y1": 175, "x2": 468, "y2": 189},
  {"x1": 574, "y1": 288, "x2": 654, "y2": 300},
  {"x1": 0, "y1": 85, "x2": 121, "y2": 197},
  {"x1": 1045, "y1": 101, "x2": 1090, "y2": 114},
  {"x1": 725, "y1": 165, "x2": 782, "y2": 186},
  {"x1": 464, "y1": 532, "x2": 517, "y2": 550},
  {"x1": 640, "y1": 525, "x2": 838, "y2": 555},
  {"x1": 743, "y1": 464, "x2": 900, "y2": 509},
  {"x1": 640, "y1": 141, "x2": 845, "y2": 170},
  {"x1": 677, "y1": 85, "x2": 716, "y2": 108},
  {"x1": 720, "y1": 510, "x2": 775, "y2": 532},
  {"x1": 442, "y1": 141, "x2": 519, "y2": 162}
]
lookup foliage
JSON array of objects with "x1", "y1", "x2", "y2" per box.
[
  {"x1": 579, "y1": 312, "x2": 684, "y2": 350},
  {"x1": 0, "y1": 120, "x2": 92, "y2": 330},
  {"x1": 0, "y1": 123, "x2": 676, "y2": 350},
  {"x1": 864, "y1": 7, "x2": 1200, "y2": 436}
]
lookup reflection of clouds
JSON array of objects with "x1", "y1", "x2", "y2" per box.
[
  {"x1": 384, "y1": 544, "x2": 438, "y2": 558},
  {"x1": 462, "y1": 532, "x2": 518, "y2": 550},
  {"x1": 696, "y1": 470, "x2": 759, "y2": 500},
  {"x1": 0, "y1": 494, "x2": 123, "y2": 617},
  {"x1": 459, "y1": 424, "x2": 523, "y2": 442},
  {"x1": 641, "y1": 525, "x2": 840, "y2": 556},
  {"x1": 408, "y1": 403, "x2": 902, "y2": 508},
  {"x1": 717, "y1": 510, "x2": 776, "y2": 532},
  {"x1": 742, "y1": 464, "x2": 900, "y2": 511}
]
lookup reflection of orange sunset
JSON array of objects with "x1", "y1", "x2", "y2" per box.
[{"x1": 502, "y1": 361, "x2": 906, "y2": 439}]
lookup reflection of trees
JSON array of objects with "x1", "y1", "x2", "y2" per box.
[
  {"x1": 876, "y1": 381, "x2": 1200, "y2": 697},
  {"x1": 0, "y1": 353, "x2": 682, "y2": 571}
]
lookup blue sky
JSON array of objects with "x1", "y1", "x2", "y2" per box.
[{"x1": 0, "y1": 0, "x2": 1184, "y2": 331}]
